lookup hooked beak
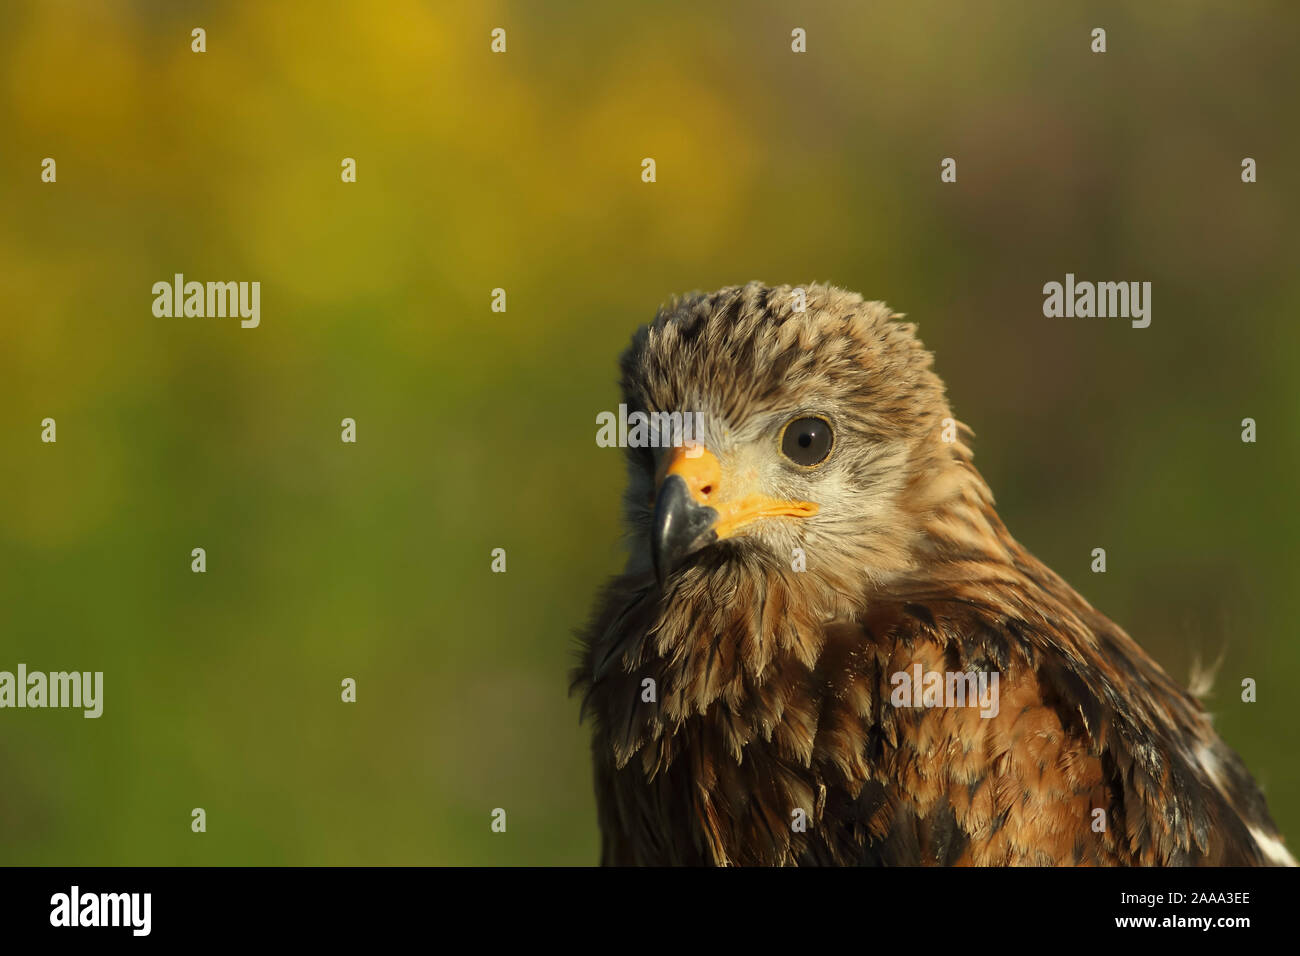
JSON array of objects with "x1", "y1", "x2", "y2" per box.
[
  {"x1": 651, "y1": 473, "x2": 718, "y2": 588},
  {"x1": 650, "y1": 445, "x2": 819, "y2": 588}
]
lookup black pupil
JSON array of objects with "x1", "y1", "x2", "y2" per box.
[{"x1": 783, "y1": 418, "x2": 831, "y2": 465}]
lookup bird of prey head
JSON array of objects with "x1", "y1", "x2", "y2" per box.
[
  {"x1": 575, "y1": 282, "x2": 1293, "y2": 867},
  {"x1": 618, "y1": 282, "x2": 967, "y2": 609}
]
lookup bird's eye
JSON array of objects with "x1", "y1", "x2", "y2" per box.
[{"x1": 780, "y1": 416, "x2": 833, "y2": 467}]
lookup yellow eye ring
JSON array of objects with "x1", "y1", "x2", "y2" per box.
[{"x1": 780, "y1": 416, "x2": 834, "y2": 467}]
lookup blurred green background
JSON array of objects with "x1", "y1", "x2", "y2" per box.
[{"x1": 1, "y1": 1, "x2": 1297, "y2": 864}]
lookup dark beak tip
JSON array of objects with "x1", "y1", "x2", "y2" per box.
[{"x1": 651, "y1": 475, "x2": 718, "y2": 589}]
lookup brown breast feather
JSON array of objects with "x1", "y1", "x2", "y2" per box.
[{"x1": 574, "y1": 557, "x2": 1285, "y2": 866}]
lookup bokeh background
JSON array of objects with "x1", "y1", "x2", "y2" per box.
[{"x1": 1, "y1": 1, "x2": 1297, "y2": 864}]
